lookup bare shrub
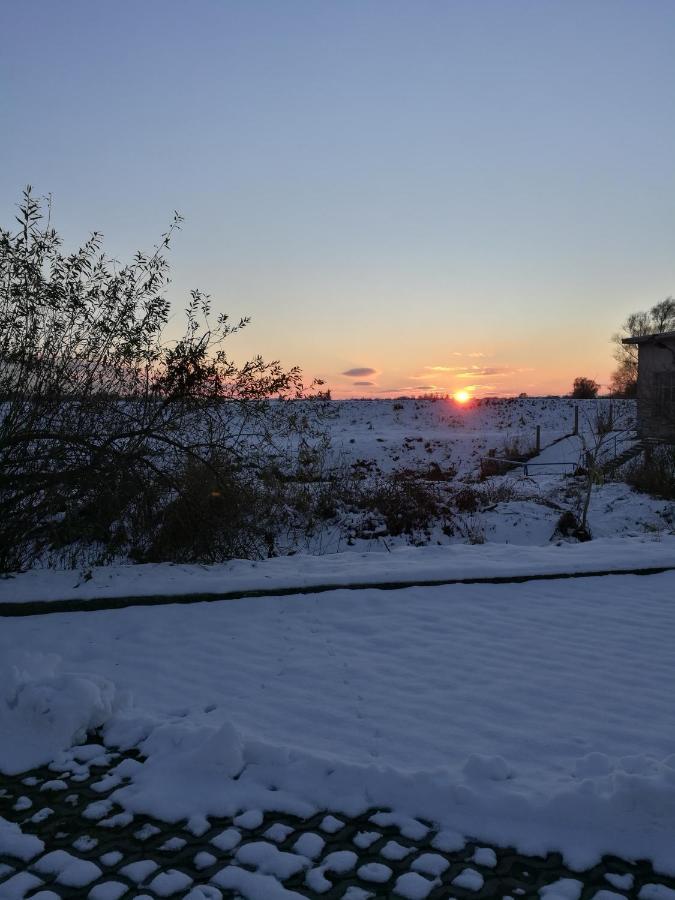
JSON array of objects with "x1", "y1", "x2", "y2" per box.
[
  {"x1": 355, "y1": 475, "x2": 450, "y2": 538},
  {"x1": 479, "y1": 478, "x2": 523, "y2": 506},
  {"x1": 626, "y1": 447, "x2": 675, "y2": 500},
  {"x1": 454, "y1": 486, "x2": 479, "y2": 512},
  {"x1": 145, "y1": 454, "x2": 281, "y2": 563},
  {"x1": 0, "y1": 189, "x2": 326, "y2": 571}
]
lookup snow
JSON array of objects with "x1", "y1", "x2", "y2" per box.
[
  {"x1": 4, "y1": 534, "x2": 674, "y2": 606},
  {"x1": 319, "y1": 814, "x2": 344, "y2": 833},
  {"x1": 184, "y1": 888, "x2": 222, "y2": 900},
  {"x1": 233, "y1": 808, "x2": 263, "y2": 829},
  {"x1": 4, "y1": 569, "x2": 675, "y2": 873},
  {"x1": 472, "y1": 846, "x2": 497, "y2": 867},
  {"x1": 394, "y1": 872, "x2": 438, "y2": 899},
  {"x1": 264, "y1": 822, "x2": 295, "y2": 843},
  {"x1": 186, "y1": 813, "x2": 210, "y2": 836},
  {"x1": 147, "y1": 869, "x2": 194, "y2": 896},
  {"x1": 0, "y1": 651, "x2": 118, "y2": 774},
  {"x1": 134, "y1": 822, "x2": 160, "y2": 840},
  {"x1": 0, "y1": 872, "x2": 44, "y2": 898},
  {"x1": 640, "y1": 888, "x2": 675, "y2": 900},
  {"x1": 194, "y1": 851, "x2": 217, "y2": 869},
  {"x1": 463, "y1": 753, "x2": 513, "y2": 781},
  {"x1": 32, "y1": 849, "x2": 101, "y2": 886},
  {"x1": 72, "y1": 835, "x2": 98, "y2": 852},
  {"x1": 235, "y1": 841, "x2": 309, "y2": 879},
  {"x1": 158, "y1": 837, "x2": 187, "y2": 852},
  {"x1": 40, "y1": 779, "x2": 68, "y2": 792},
  {"x1": 4, "y1": 397, "x2": 668, "y2": 587},
  {"x1": 369, "y1": 811, "x2": 429, "y2": 840},
  {"x1": 29, "y1": 808, "x2": 52, "y2": 824},
  {"x1": 540, "y1": 879, "x2": 583, "y2": 899},
  {"x1": 381, "y1": 840, "x2": 413, "y2": 860},
  {"x1": 3, "y1": 396, "x2": 675, "y2": 892},
  {"x1": 99, "y1": 810, "x2": 133, "y2": 828},
  {"x1": 352, "y1": 831, "x2": 379, "y2": 849},
  {"x1": 452, "y1": 867, "x2": 485, "y2": 890},
  {"x1": 0, "y1": 816, "x2": 44, "y2": 861},
  {"x1": 212, "y1": 864, "x2": 305, "y2": 899},
  {"x1": 411, "y1": 853, "x2": 449, "y2": 876},
  {"x1": 83, "y1": 799, "x2": 113, "y2": 821},
  {"x1": 118, "y1": 859, "x2": 158, "y2": 882},
  {"x1": 293, "y1": 832, "x2": 324, "y2": 858},
  {"x1": 605, "y1": 873, "x2": 634, "y2": 890},
  {"x1": 431, "y1": 829, "x2": 465, "y2": 851},
  {"x1": 305, "y1": 851, "x2": 356, "y2": 893},
  {"x1": 210, "y1": 828, "x2": 241, "y2": 851},
  {"x1": 88, "y1": 883, "x2": 128, "y2": 900},
  {"x1": 357, "y1": 862, "x2": 392, "y2": 882},
  {"x1": 322, "y1": 850, "x2": 357, "y2": 873},
  {"x1": 304, "y1": 866, "x2": 331, "y2": 893}
]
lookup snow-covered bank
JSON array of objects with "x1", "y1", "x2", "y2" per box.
[
  {"x1": 0, "y1": 652, "x2": 119, "y2": 774},
  {"x1": 101, "y1": 712, "x2": 675, "y2": 875},
  {"x1": 3, "y1": 571, "x2": 675, "y2": 872},
  {"x1": 2, "y1": 535, "x2": 675, "y2": 606}
]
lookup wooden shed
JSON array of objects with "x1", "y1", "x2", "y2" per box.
[{"x1": 622, "y1": 330, "x2": 675, "y2": 442}]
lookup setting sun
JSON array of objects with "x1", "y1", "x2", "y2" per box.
[{"x1": 453, "y1": 389, "x2": 471, "y2": 404}]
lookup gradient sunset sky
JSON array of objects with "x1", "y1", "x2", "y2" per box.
[{"x1": 2, "y1": 1, "x2": 675, "y2": 398}]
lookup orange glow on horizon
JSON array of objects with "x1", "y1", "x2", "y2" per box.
[{"x1": 453, "y1": 389, "x2": 471, "y2": 404}]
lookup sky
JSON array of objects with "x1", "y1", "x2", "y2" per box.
[{"x1": 2, "y1": 0, "x2": 675, "y2": 398}]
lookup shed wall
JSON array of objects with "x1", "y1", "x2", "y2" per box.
[{"x1": 636, "y1": 340, "x2": 675, "y2": 441}]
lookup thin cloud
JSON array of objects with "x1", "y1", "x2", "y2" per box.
[
  {"x1": 342, "y1": 367, "x2": 377, "y2": 378},
  {"x1": 457, "y1": 366, "x2": 511, "y2": 378},
  {"x1": 425, "y1": 352, "x2": 487, "y2": 370},
  {"x1": 456, "y1": 366, "x2": 533, "y2": 378},
  {"x1": 353, "y1": 380, "x2": 375, "y2": 386},
  {"x1": 461, "y1": 383, "x2": 495, "y2": 392},
  {"x1": 379, "y1": 386, "x2": 430, "y2": 394}
]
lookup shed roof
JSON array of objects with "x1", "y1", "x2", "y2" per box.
[{"x1": 622, "y1": 330, "x2": 675, "y2": 345}]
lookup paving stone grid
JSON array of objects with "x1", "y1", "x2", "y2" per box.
[{"x1": 1, "y1": 737, "x2": 674, "y2": 900}]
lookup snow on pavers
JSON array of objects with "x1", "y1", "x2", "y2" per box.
[
  {"x1": 0, "y1": 816, "x2": 43, "y2": 861},
  {"x1": 451, "y1": 867, "x2": 485, "y2": 891},
  {"x1": 31, "y1": 849, "x2": 101, "y2": 887},
  {"x1": 3, "y1": 747, "x2": 675, "y2": 898}
]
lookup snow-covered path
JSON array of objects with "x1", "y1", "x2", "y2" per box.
[
  {"x1": 4, "y1": 574, "x2": 675, "y2": 776},
  {"x1": 3, "y1": 571, "x2": 675, "y2": 872}
]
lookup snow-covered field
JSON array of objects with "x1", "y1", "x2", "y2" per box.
[
  {"x1": 3, "y1": 397, "x2": 675, "y2": 895},
  {"x1": 323, "y1": 395, "x2": 626, "y2": 471},
  {"x1": 246, "y1": 397, "x2": 669, "y2": 554}
]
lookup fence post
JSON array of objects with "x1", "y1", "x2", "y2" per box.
[
  {"x1": 609, "y1": 402, "x2": 613, "y2": 430},
  {"x1": 573, "y1": 405, "x2": 579, "y2": 435},
  {"x1": 535, "y1": 425, "x2": 541, "y2": 453}
]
